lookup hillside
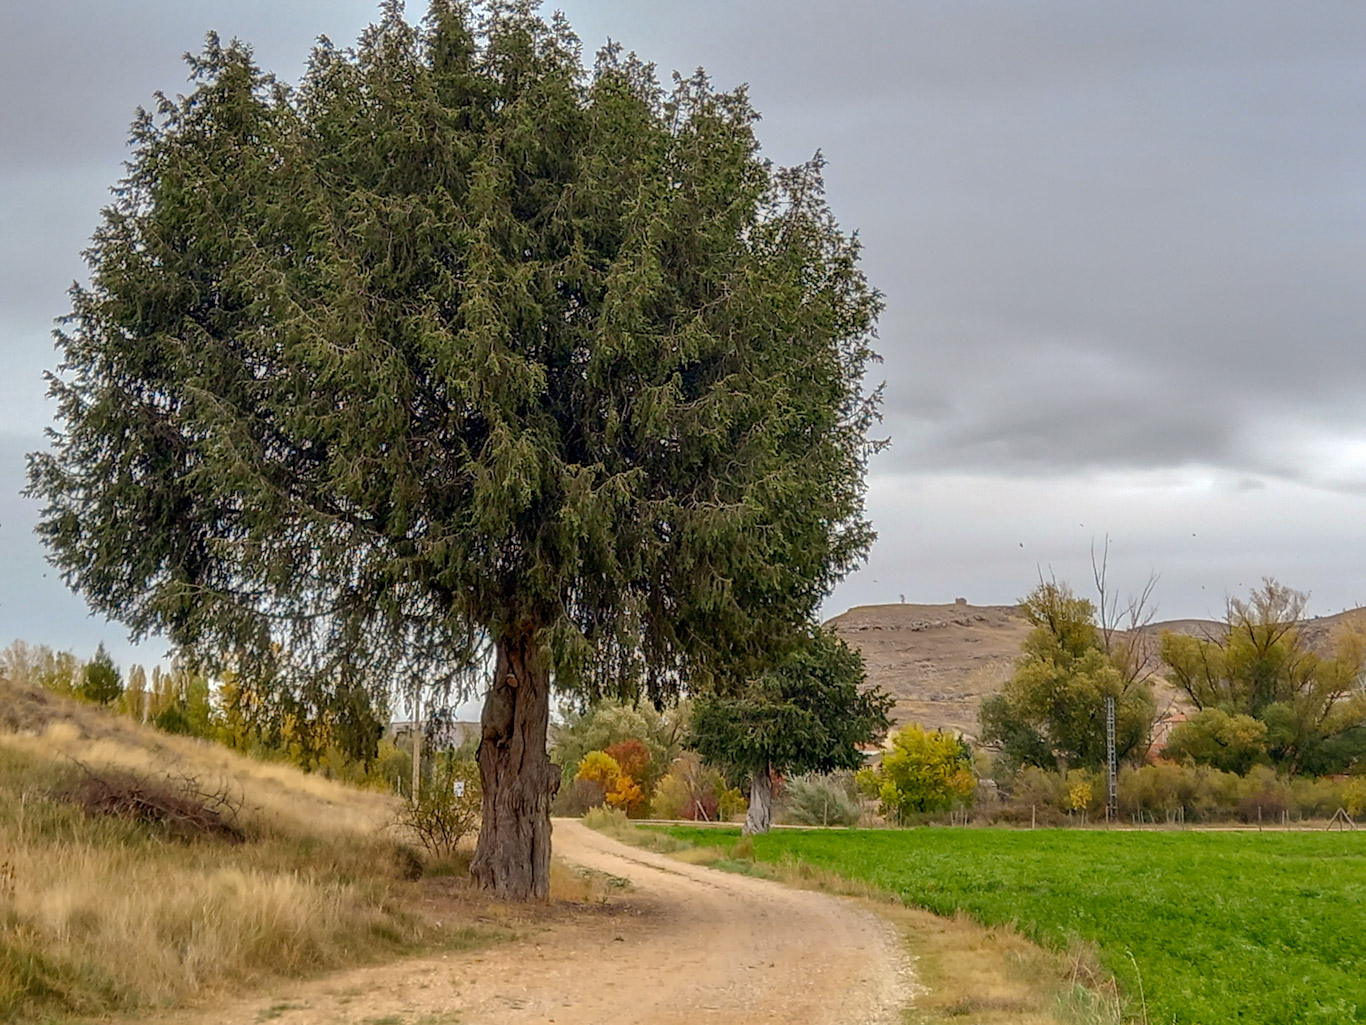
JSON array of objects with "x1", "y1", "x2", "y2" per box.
[
  {"x1": 826, "y1": 602, "x2": 1032, "y2": 737},
  {"x1": 0, "y1": 678, "x2": 510, "y2": 1023},
  {"x1": 827, "y1": 601, "x2": 1366, "y2": 738}
]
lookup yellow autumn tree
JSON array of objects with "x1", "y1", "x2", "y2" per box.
[
  {"x1": 858, "y1": 723, "x2": 975, "y2": 819},
  {"x1": 575, "y1": 750, "x2": 645, "y2": 813},
  {"x1": 576, "y1": 750, "x2": 621, "y2": 788},
  {"x1": 1066, "y1": 778, "x2": 1093, "y2": 813},
  {"x1": 606, "y1": 774, "x2": 644, "y2": 812}
]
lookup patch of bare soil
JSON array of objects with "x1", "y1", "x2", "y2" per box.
[{"x1": 155, "y1": 820, "x2": 910, "y2": 1025}]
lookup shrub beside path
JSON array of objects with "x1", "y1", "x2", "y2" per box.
[{"x1": 158, "y1": 819, "x2": 910, "y2": 1025}]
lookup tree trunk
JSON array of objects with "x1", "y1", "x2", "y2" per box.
[
  {"x1": 470, "y1": 628, "x2": 559, "y2": 900},
  {"x1": 743, "y1": 762, "x2": 773, "y2": 835}
]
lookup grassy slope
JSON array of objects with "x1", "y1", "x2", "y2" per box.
[
  {"x1": 0, "y1": 680, "x2": 502, "y2": 1024},
  {"x1": 656, "y1": 824, "x2": 1366, "y2": 1025}
]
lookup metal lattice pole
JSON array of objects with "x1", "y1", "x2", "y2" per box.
[{"x1": 1105, "y1": 695, "x2": 1118, "y2": 822}]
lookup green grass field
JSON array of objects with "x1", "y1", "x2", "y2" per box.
[{"x1": 655, "y1": 825, "x2": 1366, "y2": 1025}]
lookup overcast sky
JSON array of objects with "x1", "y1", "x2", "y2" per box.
[{"x1": 4, "y1": 1, "x2": 1366, "y2": 675}]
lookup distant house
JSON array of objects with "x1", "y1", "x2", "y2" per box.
[{"x1": 1148, "y1": 711, "x2": 1190, "y2": 760}]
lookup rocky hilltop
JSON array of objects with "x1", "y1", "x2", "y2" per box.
[{"x1": 826, "y1": 602, "x2": 1032, "y2": 737}]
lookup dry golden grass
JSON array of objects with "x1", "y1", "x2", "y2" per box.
[
  {"x1": 0, "y1": 679, "x2": 506, "y2": 1024},
  {"x1": 0, "y1": 681, "x2": 396, "y2": 839},
  {"x1": 546, "y1": 859, "x2": 632, "y2": 903},
  {"x1": 886, "y1": 908, "x2": 1124, "y2": 1025}
]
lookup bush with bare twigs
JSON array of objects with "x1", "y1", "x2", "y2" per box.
[
  {"x1": 398, "y1": 755, "x2": 481, "y2": 858},
  {"x1": 62, "y1": 762, "x2": 245, "y2": 843}
]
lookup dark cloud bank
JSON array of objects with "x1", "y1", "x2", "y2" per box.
[{"x1": 4, "y1": 2, "x2": 1366, "y2": 659}]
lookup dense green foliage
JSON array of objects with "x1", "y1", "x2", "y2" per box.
[
  {"x1": 689, "y1": 628, "x2": 891, "y2": 778},
  {"x1": 690, "y1": 627, "x2": 889, "y2": 832},
  {"x1": 657, "y1": 825, "x2": 1366, "y2": 1025},
  {"x1": 980, "y1": 582, "x2": 1155, "y2": 771},
  {"x1": 1162, "y1": 707, "x2": 1270, "y2": 774},
  {"x1": 1162, "y1": 581, "x2": 1366, "y2": 774},
  {"x1": 76, "y1": 643, "x2": 122, "y2": 706},
  {"x1": 27, "y1": 0, "x2": 881, "y2": 711},
  {"x1": 28, "y1": 1, "x2": 881, "y2": 896},
  {"x1": 857, "y1": 723, "x2": 974, "y2": 818}
]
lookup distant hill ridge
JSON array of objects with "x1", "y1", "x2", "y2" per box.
[{"x1": 826, "y1": 600, "x2": 1366, "y2": 738}]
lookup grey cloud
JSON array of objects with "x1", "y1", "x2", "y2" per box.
[
  {"x1": 880, "y1": 338, "x2": 1240, "y2": 474},
  {"x1": 6, "y1": 1, "x2": 1366, "y2": 632},
  {"x1": 11, "y1": 0, "x2": 1363, "y2": 478},
  {"x1": 1, "y1": 2, "x2": 382, "y2": 428},
  {"x1": 0, "y1": 2, "x2": 377, "y2": 171}
]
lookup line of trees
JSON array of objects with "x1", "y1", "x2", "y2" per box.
[
  {"x1": 1161, "y1": 581, "x2": 1366, "y2": 775},
  {"x1": 967, "y1": 576, "x2": 1366, "y2": 825},
  {"x1": 2, "y1": 640, "x2": 212, "y2": 733},
  {"x1": 979, "y1": 578, "x2": 1366, "y2": 779},
  {"x1": 549, "y1": 631, "x2": 893, "y2": 832}
]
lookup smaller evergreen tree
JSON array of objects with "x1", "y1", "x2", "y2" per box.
[
  {"x1": 77, "y1": 643, "x2": 122, "y2": 706},
  {"x1": 689, "y1": 627, "x2": 892, "y2": 834}
]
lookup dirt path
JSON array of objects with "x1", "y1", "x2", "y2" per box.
[{"x1": 169, "y1": 819, "x2": 910, "y2": 1025}]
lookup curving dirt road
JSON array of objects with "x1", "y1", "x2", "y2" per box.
[{"x1": 169, "y1": 819, "x2": 910, "y2": 1025}]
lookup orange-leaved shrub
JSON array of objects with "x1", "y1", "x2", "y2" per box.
[{"x1": 573, "y1": 750, "x2": 647, "y2": 816}]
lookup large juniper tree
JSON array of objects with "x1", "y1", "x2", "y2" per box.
[{"x1": 28, "y1": 1, "x2": 882, "y2": 899}]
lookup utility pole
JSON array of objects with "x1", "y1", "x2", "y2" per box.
[
  {"x1": 1105, "y1": 696, "x2": 1118, "y2": 823},
  {"x1": 411, "y1": 688, "x2": 423, "y2": 802}
]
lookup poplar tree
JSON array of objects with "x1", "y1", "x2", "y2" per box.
[
  {"x1": 979, "y1": 582, "x2": 1155, "y2": 772},
  {"x1": 28, "y1": 1, "x2": 881, "y2": 898}
]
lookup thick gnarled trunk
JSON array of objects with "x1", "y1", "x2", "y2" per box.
[
  {"x1": 470, "y1": 630, "x2": 559, "y2": 900},
  {"x1": 743, "y1": 762, "x2": 773, "y2": 836}
]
